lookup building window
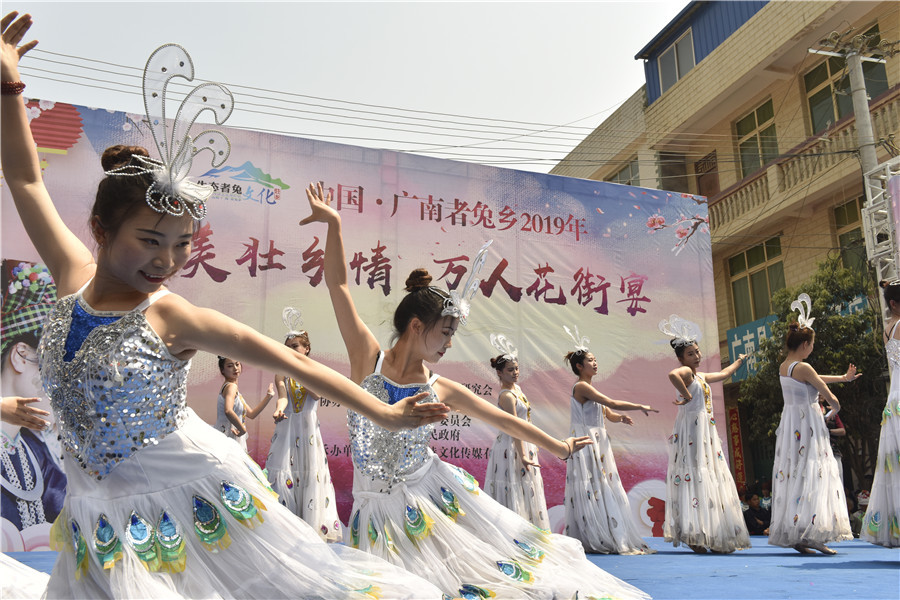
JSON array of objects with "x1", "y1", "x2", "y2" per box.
[
  {"x1": 736, "y1": 99, "x2": 778, "y2": 178},
  {"x1": 695, "y1": 151, "x2": 720, "y2": 198},
  {"x1": 729, "y1": 236, "x2": 785, "y2": 326},
  {"x1": 659, "y1": 30, "x2": 695, "y2": 94},
  {"x1": 834, "y1": 196, "x2": 867, "y2": 272},
  {"x1": 803, "y1": 25, "x2": 889, "y2": 134},
  {"x1": 608, "y1": 158, "x2": 639, "y2": 186},
  {"x1": 658, "y1": 152, "x2": 689, "y2": 193}
]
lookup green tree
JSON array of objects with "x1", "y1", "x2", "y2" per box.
[{"x1": 738, "y1": 256, "x2": 888, "y2": 491}]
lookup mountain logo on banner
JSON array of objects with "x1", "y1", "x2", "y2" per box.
[{"x1": 201, "y1": 161, "x2": 291, "y2": 190}]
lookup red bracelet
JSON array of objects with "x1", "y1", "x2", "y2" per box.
[{"x1": 1, "y1": 81, "x2": 26, "y2": 96}]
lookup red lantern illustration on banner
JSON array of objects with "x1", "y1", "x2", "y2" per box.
[{"x1": 26, "y1": 100, "x2": 83, "y2": 154}]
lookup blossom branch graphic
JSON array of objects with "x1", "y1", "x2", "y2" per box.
[{"x1": 646, "y1": 198, "x2": 709, "y2": 255}]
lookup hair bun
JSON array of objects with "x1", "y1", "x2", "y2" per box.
[
  {"x1": 101, "y1": 145, "x2": 150, "y2": 172},
  {"x1": 788, "y1": 323, "x2": 799, "y2": 332},
  {"x1": 404, "y1": 268, "x2": 433, "y2": 292}
]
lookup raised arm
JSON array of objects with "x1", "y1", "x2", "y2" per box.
[
  {"x1": 818, "y1": 364, "x2": 861, "y2": 385},
  {"x1": 1, "y1": 13, "x2": 95, "y2": 295},
  {"x1": 791, "y1": 362, "x2": 840, "y2": 414},
  {"x1": 151, "y1": 295, "x2": 447, "y2": 432},
  {"x1": 299, "y1": 183, "x2": 379, "y2": 382},
  {"x1": 573, "y1": 381, "x2": 657, "y2": 415},
  {"x1": 243, "y1": 383, "x2": 276, "y2": 420},
  {"x1": 434, "y1": 378, "x2": 590, "y2": 460},
  {"x1": 702, "y1": 353, "x2": 746, "y2": 383}
]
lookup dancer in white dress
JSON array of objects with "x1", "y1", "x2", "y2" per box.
[
  {"x1": 660, "y1": 315, "x2": 750, "y2": 554},
  {"x1": 266, "y1": 308, "x2": 342, "y2": 542},
  {"x1": 214, "y1": 356, "x2": 275, "y2": 453},
  {"x1": 1, "y1": 16, "x2": 449, "y2": 598},
  {"x1": 483, "y1": 334, "x2": 550, "y2": 529},
  {"x1": 770, "y1": 294, "x2": 857, "y2": 554},
  {"x1": 861, "y1": 281, "x2": 900, "y2": 547},
  {"x1": 562, "y1": 327, "x2": 657, "y2": 555},
  {"x1": 302, "y1": 182, "x2": 649, "y2": 599}
]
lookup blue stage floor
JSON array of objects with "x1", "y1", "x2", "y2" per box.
[{"x1": 8, "y1": 536, "x2": 900, "y2": 599}]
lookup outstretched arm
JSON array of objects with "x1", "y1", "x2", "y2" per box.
[
  {"x1": 702, "y1": 353, "x2": 746, "y2": 383},
  {"x1": 1, "y1": 396, "x2": 50, "y2": 430},
  {"x1": 152, "y1": 295, "x2": 448, "y2": 432},
  {"x1": 819, "y1": 364, "x2": 862, "y2": 385},
  {"x1": 1, "y1": 12, "x2": 95, "y2": 295},
  {"x1": 791, "y1": 362, "x2": 841, "y2": 414},
  {"x1": 603, "y1": 406, "x2": 634, "y2": 425},
  {"x1": 244, "y1": 383, "x2": 276, "y2": 420},
  {"x1": 574, "y1": 381, "x2": 657, "y2": 415},
  {"x1": 299, "y1": 183, "x2": 379, "y2": 383},
  {"x1": 435, "y1": 378, "x2": 590, "y2": 460}
]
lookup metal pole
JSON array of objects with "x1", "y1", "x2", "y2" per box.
[{"x1": 847, "y1": 51, "x2": 879, "y2": 174}]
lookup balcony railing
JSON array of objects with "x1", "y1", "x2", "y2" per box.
[{"x1": 709, "y1": 88, "x2": 900, "y2": 231}]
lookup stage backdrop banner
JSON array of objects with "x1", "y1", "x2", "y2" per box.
[{"x1": 1, "y1": 100, "x2": 721, "y2": 537}]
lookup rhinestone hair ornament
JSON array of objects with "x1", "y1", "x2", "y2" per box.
[
  {"x1": 790, "y1": 293, "x2": 815, "y2": 330},
  {"x1": 439, "y1": 240, "x2": 493, "y2": 325},
  {"x1": 282, "y1": 307, "x2": 307, "y2": 342},
  {"x1": 658, "y1": 314, "x2": 702, "y2": 347},
  {"x1": 564, "y1": 325, "x2": 590, "y2": 353},
  {"x1": 103, "y1": 44, "x2": 234, "y2": 220},
  {"x1": 490, "y1": 333, "x2": 518, "y2": 362}
]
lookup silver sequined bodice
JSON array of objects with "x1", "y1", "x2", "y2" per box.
[
  {"x1": 348, "y1": 369, "x2": 438, "y2": 486},
  {"x1": 38, "y1": 292, "x2": 189, "y2": 480}
]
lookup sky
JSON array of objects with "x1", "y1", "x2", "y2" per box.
[{"x1": 8, "y1": 1, "x2": 690, "y2": 174}]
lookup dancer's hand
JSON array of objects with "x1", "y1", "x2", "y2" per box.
[
  {"x1": 273, "y1": 409, "x2": 286, "y2": 423},
  {"x1": 0, "y1": 396, "x2": 50, "y2": 431},
  {"x1": 522, "y1": 457, "x2": 540, "y2": 471},
  {"x1": 640, "y1": 404, "x2": 658, "y2": 415},
  {"x1": 557, "y1": 436, "x2": 592, "y2": 460},
  {"x1": 842, "y1": 363, "x2": 861, "y2": 382},
  {"x1": 673, "y1": 396, "x2": 690, "y2": 406},
  {"x1": 620, "y1": 414, "x2": 634, "y2": 426},
  {"x1": 300, "y1": 182, "x2": 339, "y2": 226},
  {"x1": 387, "y1": 391, "x2": 450, "y2": 431},
  {"x1": 1, "y1": 12, "x2": 37, "y2": 83}
]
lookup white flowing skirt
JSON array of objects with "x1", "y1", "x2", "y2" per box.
[
  {"x1": 483, "y1": 431, "x2": 550, "y2": 529},
  {"x1": 43, "y1": 410, "x2": 442, "y2": 599},
  {"x1": 664, "y1": 410, "x2": 750, "y2": 552},
  {"x1": 565, "y1": 423, "x2": 653, "y2": 554},
  {"x1": 266, "y1": 407, "x2": 342, "y2": 542},
  {"x1": 348, "y1": 450, "x2": 649, "y2": 599},
  {"x1": 769, "y1": 404, "x2": 852, "y2": 547},
  {"x1": 861, "y1": 388, "x2": 900, "y2": 547}
]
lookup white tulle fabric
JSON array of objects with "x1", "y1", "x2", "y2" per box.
[
  {"x1": 346, "y1": 355, "x2": 649, "y2": 599},
  {"x1": 664, "y1": 374, "x2": 750, "y2": 552},
  {"x1": 769, "y1": 363, "x2": 852, "y2": 548},
  {"x1": 861, "y1": 324, "x2": 900, "y2": 547},
  {"x1": 483, "y1": 388, "x2": 550, "y2": 529},
  {"x1": 2, "y1": 552, "x2": 50, "y2": 599},
  {"x1": 215, "y1": 384, "x2": 247, "y2": 453},
  {"x1": 266, "y1": 378, "x2": 342, "y2": 542},
  {"x1": 565, "y1": 394, "x2": 653, "y2": 554}
]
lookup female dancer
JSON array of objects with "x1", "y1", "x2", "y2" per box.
[
  {"x1": 660, "y1": 315, "x2": 750, "y2": 554},
  {"x1": 215, "y1": 356, "x2": 275, "y2": 452},
  {"x1": 266, "y1": 308, "x2": 342, "y2": 542},
  {"x1": 302, "y1": 183, "x2": 648, "y2": 599},
  {"x1": 562, "y1": 327, "x2": 657, "y2": 555},
  {"x1": 770, "y1": 294, "x2": 855, "y2": 554},
  {"x1": 482, "y1": 334, "x2": 550, "y2": 530},
  {"x1": 2, "y1": 14, "x2": 448, "y2": 598},
  {"x1": 861, "y1": 281, "x2": 900, "y2": 547}
]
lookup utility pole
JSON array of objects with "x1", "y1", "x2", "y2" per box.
[{"x1": 812, "y1": 30, "x2": 899, "y2": 318}]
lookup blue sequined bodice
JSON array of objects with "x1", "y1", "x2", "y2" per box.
[
  {"x1": 348, "y1": 354, "x2": 438, "y2": 486},
  {"x1": 38, "y1": 290, "x2": 190, "y2": 480}
]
